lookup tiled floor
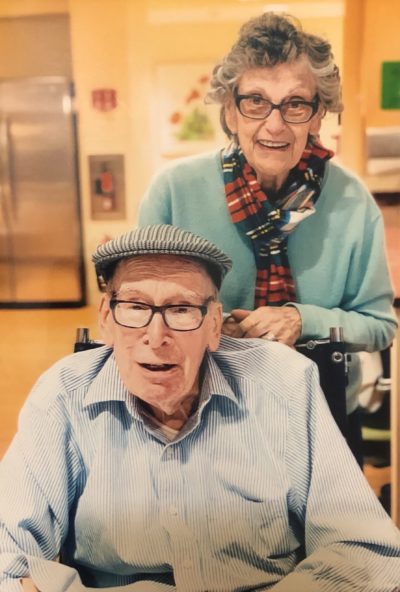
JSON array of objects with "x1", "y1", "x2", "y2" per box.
[
  {"x1": 0, "y1": 260, "x2": 82, "y2": 302},
  {"x1": 0, "y1": 305, "x2": 98, "y2": 457}
]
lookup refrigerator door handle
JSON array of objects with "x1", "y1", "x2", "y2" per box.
[
  {"x1": 0, "y1": 114, "x2": 17, "y2": 299},
  {"x1": 2, "y1": 115, "x2": 17, "y2": 219},
  {"x1": 0, "y1": 115, "x2": 13, "y2": 228}
]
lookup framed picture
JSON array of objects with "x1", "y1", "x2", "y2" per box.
[{"x1": 155, "y1": 62, "x2": 226, "y2": 158}]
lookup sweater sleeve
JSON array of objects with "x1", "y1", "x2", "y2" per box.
[{"x1": 290, "y1": 209, "x2": 397, "y2": 352}]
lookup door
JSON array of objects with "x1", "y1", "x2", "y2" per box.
[{"x1": 0, "y1": 77, "x2": 84, "y2": 307}]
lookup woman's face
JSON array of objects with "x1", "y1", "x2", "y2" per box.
[{"x1": 225, "y1": 57, "x2": 323, "y2": 192}]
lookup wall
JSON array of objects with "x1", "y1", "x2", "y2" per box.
[
  {"x1": 363, "y1": 0, "x2": 400, "y2": 127},
  {"x1": 340, "y1": 0, "x2": 364, "y2": 174},
  {"x1": 362, "y1": 0, "x2": 400, "y2": 191},
  {"x1": 68, "y1": 0, "x2": 133, "y2": 301},
  {"x1": 0, "y1": 13, "x2": 72, "y2": 78},
  {"x1": 341, "y1": 0, "x2": 400, "y2": 181},
  {"x1": 0, "y1": 0, "x2": 67, "y2": 17}
]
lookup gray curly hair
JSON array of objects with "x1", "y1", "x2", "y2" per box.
[{"x1": 206, "y1": 12, "x2": 343, "y2": 138}]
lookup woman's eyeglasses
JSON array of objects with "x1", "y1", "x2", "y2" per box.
[
  {"x1": 109, "y1": 298, "x2": 214, "y2": 331},
  {"x1": 234, "y1": 93, "x2": 320, "y2": 124}
]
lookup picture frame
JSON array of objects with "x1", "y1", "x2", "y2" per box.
[{"x1": 155, "y1": 62, "x2": 226, "y2": 158}]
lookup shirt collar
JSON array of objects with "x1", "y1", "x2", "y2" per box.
[
  {"x1": 82, "y1": 348, "x2": 239, "y2": 412},
  {"x1": 200, "y1": 351, "x2": 239, "y2": 406},
  {"x1": 83, "y1": 350, "x2": 131, "y2": 408}
]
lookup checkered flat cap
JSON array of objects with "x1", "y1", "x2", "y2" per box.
[{"x1": 92, "y1": 224, "x2": 232, "y2": 288}]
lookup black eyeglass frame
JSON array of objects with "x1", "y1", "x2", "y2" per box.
[
  {"x1": 109, "y1": 298, "x2": 213, "y2": 331},
  {"x1": 234, "y1": 92, "x2": 320, "y2": 123}
]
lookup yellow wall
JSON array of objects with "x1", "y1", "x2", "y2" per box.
[
  {"x1": 363, "y1": 0, "x2": 400, "y2": 127},
  {"x1": 341, "y1": 0, "x2": 400, "y2": 176},
  {"x1": 0, "y1": 0, "x2": 67, "y2": 17},
  {"x1": 0, "y1": 14, "x2": 72, "y2": 78},
  {"x1": 68, "y1": 0, "x2": 132, "y2": 301},
  {"x1": 341, "y1": 0, "x2": 364, "y2": 173}
]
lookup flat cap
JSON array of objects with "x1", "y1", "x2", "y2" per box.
[{"x1": 92, "y1": 224, "x2": 232, "y2": 288}]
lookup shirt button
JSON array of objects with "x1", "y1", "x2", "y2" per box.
[
  {"x1": 164, "y1": 448, "x2": 174, "y2": 460},
  {"x1": 182, "y1": 558, "x2": 193, "y2": 569},
  {"x1": 169, "y1": 505, "x2": 178, "y2": 516}
]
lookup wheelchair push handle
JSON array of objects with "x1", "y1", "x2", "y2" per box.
[{"x1": 74, "y1": 328, "x2": 103, "y2": 353}]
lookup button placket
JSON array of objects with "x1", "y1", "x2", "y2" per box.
[{"x1": 157, "y1": 445, "x2": 205, "y2": 590}]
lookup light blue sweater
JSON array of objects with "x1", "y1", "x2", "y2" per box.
[{"x1": 139, "y1": 150, "x2": 397, "y2": 411}]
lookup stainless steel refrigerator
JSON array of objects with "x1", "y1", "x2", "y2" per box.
[{"x1": 0, "y1": 76, "x2": 85, "y2": 307}]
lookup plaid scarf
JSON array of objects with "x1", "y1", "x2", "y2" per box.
[{"x1": 222, "y1": 140, "x2": 334, "y2": 307}]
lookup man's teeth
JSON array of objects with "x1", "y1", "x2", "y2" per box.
[
  {"x1": 142, "y1": 363, "x2": 175, "y2": 371},
  {"x1": 258, "y1": 140, "x2": 288, "y2": 148}
]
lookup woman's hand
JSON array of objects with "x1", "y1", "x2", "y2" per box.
[
  {"x1": 227, "y1": 306, "x2": 302, "y2": 347},
  {"x1": 221, "y1": 315, "x2": 245, "y2": 338}
]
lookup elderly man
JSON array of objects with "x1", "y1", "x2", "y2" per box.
[{"x1": 0, "y1": 224, "x2": 399, "y2": 592}]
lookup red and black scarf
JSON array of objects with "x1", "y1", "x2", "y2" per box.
[{"x1": 222, "y1": 139, "x2": 334, "y2": 307}]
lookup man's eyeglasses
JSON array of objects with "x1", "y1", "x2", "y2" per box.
[
  {"x1": 234, "y1": 93, "x2": 320, "y2": 124},
  {"x1": 109, "y1": 298, "x2": 214, "y2": 331}
]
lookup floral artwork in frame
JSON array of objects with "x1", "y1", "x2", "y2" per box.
[{"x1": 155, "y1": 62, "x2": 226, "y2": 158}]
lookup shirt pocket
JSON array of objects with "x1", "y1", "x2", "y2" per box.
[
  {"x1": 255, "y1": 498, "x2": 297, "y2": 558},
  {"x1": 206, "y1": 495, "x2": 297, "y2": 562}
]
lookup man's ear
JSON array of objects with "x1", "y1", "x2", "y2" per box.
[
  {"x1": 207, "y1": 302, "x2": 223, "y2": 352},
  {"x1": 98, "y1": 294, "x2": 114, "y2": 347}
]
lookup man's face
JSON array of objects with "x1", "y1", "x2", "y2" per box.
[{"x1": 100, "y1": 255, "x2": 222, "y2": 418}]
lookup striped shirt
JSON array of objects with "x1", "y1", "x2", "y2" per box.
[{"x1": 1, "y1": 336, "x2": 399, "y2": 591}]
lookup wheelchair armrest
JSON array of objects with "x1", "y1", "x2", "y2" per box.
[
  {"x1": 74, "y1": 328, "x2": 104, "y2": 353},
  {"x1": 295, "y1": 328, "x2": 349, "y2": 439}
]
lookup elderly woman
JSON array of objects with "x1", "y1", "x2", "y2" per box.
[{"x1": 139, "y1": 12, "x2": 397, "y2": 463}]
